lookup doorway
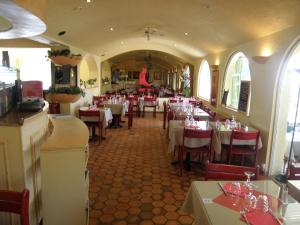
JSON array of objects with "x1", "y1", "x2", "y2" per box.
[{"x1": 270, "y1": 38, "x2": 300, "y2": 176}]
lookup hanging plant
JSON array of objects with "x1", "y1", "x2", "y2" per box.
[{"x1": 47, "y1": 49, "x2": 82, "y2": 66}]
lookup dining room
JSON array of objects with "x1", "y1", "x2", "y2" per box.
[{"x1": 1, "y1": 1, "x2": 300, "y2": 225}]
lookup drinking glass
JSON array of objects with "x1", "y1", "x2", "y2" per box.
[{"x1": 243, "y1": 171, "x2": 257, "y2": 211}]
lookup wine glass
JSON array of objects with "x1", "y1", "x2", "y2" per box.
[{"x1": 243, "y1": 171, "x2": 257, "y2": 211}]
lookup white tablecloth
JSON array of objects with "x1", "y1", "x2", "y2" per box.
[
  {"x1": 168, "y1": 121, "x2": 263, "y2": 156},
  {"x1": 104, "y1": 101, "x2": 126, "y2": 115},
  {"x1": 168, "y1": 120, "x2": 211, "y2": 153},
  {"x1": 79, "y1": 107, "x2": 113, "y2": 128},
  {"x1": 210, "y1": 122, "x2": 263, "y2": 155},
  {"x1": 182, "y1": 180, "x2": 300, "y2": 225}
]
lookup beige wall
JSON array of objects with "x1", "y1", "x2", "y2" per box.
[{"x1": 193, "y1": 25, "x2": 300, "y2": 172}]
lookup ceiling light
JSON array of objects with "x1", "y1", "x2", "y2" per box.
[
  {"x1": 184, "y1": 32, "x2": 189, "y2": 36},
  {"x1": 58, "y1": 31, "x2": 66, "y2": 36},
  {"x1": 87, "y1": 0, "x2": 92, "y2": 3},
  {"x1": 110, "y1": 27, "x2": 114, "y2": 31},
  {"x1": 121, "y1": 41, "x2": 124, "y2": 45}
]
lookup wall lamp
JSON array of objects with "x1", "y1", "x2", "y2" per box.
[{"x1": 252, "y1": 56, "x2": 270, "y2": 64}]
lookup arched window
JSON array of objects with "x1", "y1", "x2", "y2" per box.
[
  {"x1": 224, "y1": 52, "x2": 251, "y2": 111},
  {"x1": 197, "y1": 60, "x2": 211, "y2": 100}
]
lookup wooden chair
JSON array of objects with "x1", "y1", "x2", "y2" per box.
[
  {"x1": 227, "y1": 130, "x2": 260, "y2": 166},
  {"x1": 180, "y1": 128, "x2": 213, "y2": 176},
  {"x1": 93, "y1": 96, "x2": 106, "y2": 106},
  {"x1": 79, "y1": 109, "x2": 103, "y2": 143},
  {"x1": 0, "y1": 189, "x2": 30, "y2": 225},
  {"x1": 204, "y1": 160, "x2": 259, "y2": 180},
  {"x1": 289, "y1": 163, "x2": 300, "y2": 180},
  {"x1": 143, "y1": 95, "x2": 157, "y2": 118}
]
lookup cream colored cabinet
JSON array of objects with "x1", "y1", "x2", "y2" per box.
[
  {"x1": 0, "y1": 103, "x2": 49, "y2": 225},
  {"x1": 40, "y1": 115, "x2": 89, "y2": 225}
]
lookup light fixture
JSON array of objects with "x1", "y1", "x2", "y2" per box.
[
  {"x1": 184, "y1": 32, "x2": 189, "y2": 36},
  {"x1": 252, "y1": 56, "x2": 270, "y2": 64},
  {"x1": 110, "y1": 27, "x2": 114, "y2": 31},
  {"x1": 87, "y1": 0, "x2": 92, "y2": 3}
]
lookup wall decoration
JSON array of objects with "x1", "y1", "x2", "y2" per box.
[{"x1": 210, "y1": 65, "x2": 219, "y2": 107}]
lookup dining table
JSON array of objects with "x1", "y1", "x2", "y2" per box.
[
  {"x1": 168, "y1": 121, "x2": 263, "y2": 159},
  {"x1": 288, "y1": 180, "x2": 300, "y2": 202},
  {"x1": 210, "y1": 121, "x2": 263, "y2": 160},
  {"x1": 181, "y1": 180, "x2": 300, "y2": 225},
  {"x1": 168, "y1": 120, "x2": 211, "y2": 153},
  {"x1": 79, "y1": 106, "x2": 113, "y2": 128},
  {"x1": 103, "y1": 99, "x2": 128, "y2": 127}
]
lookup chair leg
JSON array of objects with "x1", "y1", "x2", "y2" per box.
[
  {"x1": 153, "y1": 107, "x2": 156, "y2": 118},
  {"x1": 180, "y1": 148, "x2": 183, "y2": 176},
  {"x1": 143, "y1": 106, "x2": 145, "y2": 117}
]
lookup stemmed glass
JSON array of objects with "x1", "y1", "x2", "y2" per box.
[{"x1": 243, "y1": 171, "x2": 257, "y2": 211}]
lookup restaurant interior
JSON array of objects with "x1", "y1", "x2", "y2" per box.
[{"x1": 0, "y1": 0, "x2": 300, "y2": 225}]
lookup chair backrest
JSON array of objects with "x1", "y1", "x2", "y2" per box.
[
  {"x1": 0, "y1": 189, "x2": 30, "y2": 225},
  {"x1": 79, "y1": 109, "x2": 101, "y2": 121},
  {"x1": 289, "y1": 163, "x2": 300, "y2": 180},
  {"x1": 183, "y1": 128, "x2": 213, "y2": 139},
  {"x1": 230, "y1": 130, "x2": 260, "y2": 150},
  {"x1": 204, "y1": 160, "x2": 259, "y2": 181}
]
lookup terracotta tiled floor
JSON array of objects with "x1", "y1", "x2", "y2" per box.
[{"x1": 88, "y1": 113, "x2": 203, "y2": 225}]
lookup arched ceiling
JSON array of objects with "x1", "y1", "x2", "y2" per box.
[
  {"x1": 43, "y1": 0, "x2": 300, "y2": 61},
  {"x1": 107, "y1": 50, "x2": 189, "y2": 72}
]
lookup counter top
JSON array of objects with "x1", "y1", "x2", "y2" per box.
[
  {"x1": 41, "y1": 115, "x2": 89, "y2": 151},
  {"x1": 0, "y1": 101, "x2": 49, "y2": 126}
]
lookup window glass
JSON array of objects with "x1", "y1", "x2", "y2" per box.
[
  {"x1": 197, "y1": 60, "x2": 211, "y2": 100},
  {"x1": 0, "y1": 48, "x2": 51, "y2": 89},
  {"x1": 224, "y1": 52, "x2": 251, "y2": 110}
]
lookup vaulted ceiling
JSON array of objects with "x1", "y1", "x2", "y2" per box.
[{"x1": 41, "y1": 0, "x2": 300, "y2": 62}]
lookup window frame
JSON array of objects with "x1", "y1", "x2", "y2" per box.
[
  {"x1": 222, "y1": 51, "x2": 251, "y2": 115},
  {"x1": 197, "y1": 59, "x2": 211, "y2": 101}
]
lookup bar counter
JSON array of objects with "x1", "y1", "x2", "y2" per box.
[{"x1": 0, "y1": 101, "x2": 49, "y2": 126}]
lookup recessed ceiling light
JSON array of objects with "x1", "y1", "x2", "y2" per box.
[
  {"x1": 87, "y1": 0, "x2": 92, "y2": 3},
  {"x1": 121, "y1": 41, "x2": 124, "y2": 45},
  {"x1": 110, "y1": 27, "x2": 114, "y2": 31},
  {"x1": 184, "y1": 32, "x2": 189, "y2": 36},
  {"x1": 58, "y1": 31, "x2": 66, "y2": 36}
]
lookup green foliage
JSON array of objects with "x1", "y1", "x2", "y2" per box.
[
  {"x1": 47, "y1": 49, "x2": 81, "y2": 57},
  {"x1": 47, "y1": 86, "x2": 86, "y2": 97},
  {"x1": 86, "y1": 78, "x2": 97, "y2": 85}
]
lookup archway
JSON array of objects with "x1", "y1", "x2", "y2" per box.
[
  {"x1": 79, "y1": 54, "x2": 99, "y2": 89},
  {"x1": 270, "y1": 37, "x2": 300, "y2": 176}
]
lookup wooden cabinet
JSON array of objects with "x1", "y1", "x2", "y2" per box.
[
  {"x1": 40, "y1": 115, "x2": 89, "y2": 225},
  {"x1": 0, "y1": 103, "x2": 49, "y2": 225}
]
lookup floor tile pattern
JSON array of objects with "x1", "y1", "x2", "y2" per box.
[{"x1": 88, "y1": 113, "x2": 203, "y2": 225}]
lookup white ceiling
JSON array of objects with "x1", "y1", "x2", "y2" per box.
[{"x1": 44, "y1": 0, "x2": 300, "y2": 62}]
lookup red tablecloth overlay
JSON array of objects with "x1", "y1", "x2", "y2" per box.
[{"x1": 213, "y1": 182, "x2": 282, "y2": 225}]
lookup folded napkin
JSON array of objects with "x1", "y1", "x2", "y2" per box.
[
  {"x1": 223, "y1": 182, "x2": 248, "y2": 197},
  {"x1": 242, "y1": 209, "x2": 282, "y2": 225}
]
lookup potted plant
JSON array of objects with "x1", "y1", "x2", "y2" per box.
[
  {"x1": 47, "y1": 49, "x2": 82, "y2": 67},
  {"x1": 102, "y1": 77, "x2": 110, "y2": 85},
  {"x1": 46, "y1": 86, "x2": 86, "y2": 103},
  {"x1": 86, "y1": 78, "x2": 97, "y2": 88}
]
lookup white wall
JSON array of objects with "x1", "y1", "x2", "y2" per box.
[{"x1": 193, "y1": 25, "x2": 300, "y2": 171}]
